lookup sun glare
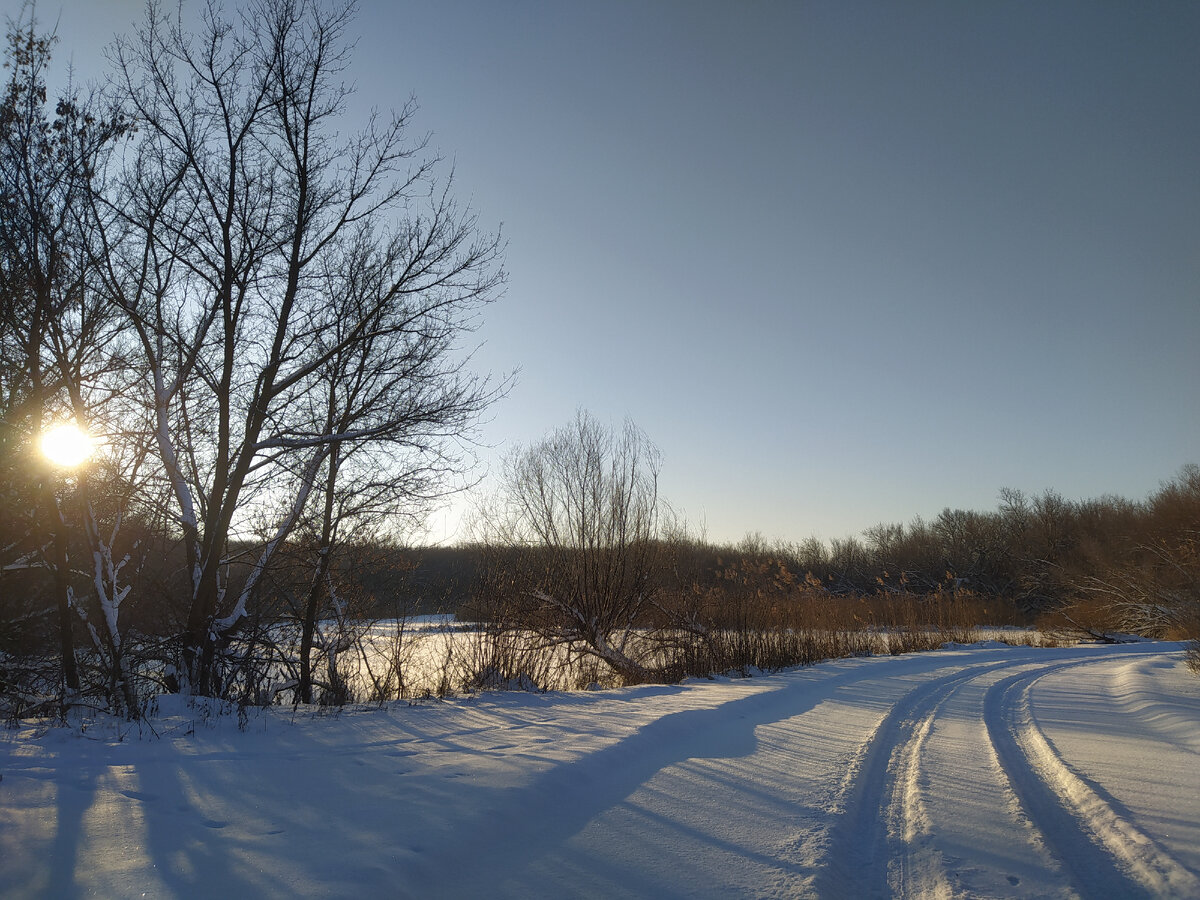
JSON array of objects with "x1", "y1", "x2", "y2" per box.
[{"x1": 40, "y1": 423, "x2": 95, "y2": 468}]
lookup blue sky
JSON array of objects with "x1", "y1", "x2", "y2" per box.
[{"x1": 13, "y1": 1, "x2": 1200, "y2": 544}]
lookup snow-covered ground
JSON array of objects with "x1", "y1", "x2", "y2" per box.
[{"x1": 1, "y1": 642, "x2": 1197, "y2": 899}]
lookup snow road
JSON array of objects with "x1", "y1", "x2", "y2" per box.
[{"x1": 2, "y1": 642, "x2": 1197, "y2": 898}]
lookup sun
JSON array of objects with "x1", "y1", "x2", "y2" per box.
[{"x1": 40, "y1": 423, "x2": 95, "y2": 468}]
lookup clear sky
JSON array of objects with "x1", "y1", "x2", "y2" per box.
[{"x1": 11, "y1": 0, "x2": 1200, "y2": 545}]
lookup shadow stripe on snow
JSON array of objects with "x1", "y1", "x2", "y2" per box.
[{"x1": 398, "y1": 652, "x2": 958, "y2": 898}]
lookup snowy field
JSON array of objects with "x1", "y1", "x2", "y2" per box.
[{"x1": 2, "y1": 642, "x2": 1197, "y2": 899}]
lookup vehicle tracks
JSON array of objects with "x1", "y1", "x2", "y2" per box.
[
  {"x1": 812, "y1": 660, "x2": 1010, "y2": 898},
  {"x1": 814, "y1": 647, "x2": 1196, "y2": 899},
  {"x1": 986, "y1": 658, "x2": 1200, "y2": 899}
]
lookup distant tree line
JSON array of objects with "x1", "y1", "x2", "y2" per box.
[
  {"x1": 460, "y1": 414, "x2": 1198, "y2": 686},
  {"x1": 733, "y1": 466, "x2": 1199, "y2": 621},
  {"x1": 422, "y1": 462, "x2": 1200, "y2": 637}
]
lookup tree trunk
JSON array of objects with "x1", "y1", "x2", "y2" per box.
[
  {"x1": 297, "y1": 573, "x2": 324, "y2": 705},
  {"x1": 298, "y1": 444, "x2": 340, "y2": 704},
  {"x1": 44, "y1": 486, "x2": 80, "y2": 700}
]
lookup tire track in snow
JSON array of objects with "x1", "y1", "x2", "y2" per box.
[
  {"x1": 812, "y1": 660, "x2": 1010, "y2": 899},
  {"x1": 889, "y1": 695, "x2": 952, "y2": 899},
  {"x1": 985, "y1": 658, "x2": 1200, "y2": 899}
]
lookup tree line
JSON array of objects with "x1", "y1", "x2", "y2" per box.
[{"x1": 460, "y1": 413, "x2": 1199, "y2": 687}]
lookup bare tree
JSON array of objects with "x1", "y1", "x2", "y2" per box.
[
  {"x1": 100, "y1": 0, "x2": 504, "y2": 696},
  {"x1": 0, "y1": 16, "x2": 132, "y2": 707},
  {"x1": 477, "y1": 412, "x2": 664, "y2": 685},
  {"x1": 279, "y1": 245, "x2": 501, "y2": 703}
]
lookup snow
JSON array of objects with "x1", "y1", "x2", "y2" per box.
[{"x1": 2, "y1": 642, "x2": 1197, "y2": 898}]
